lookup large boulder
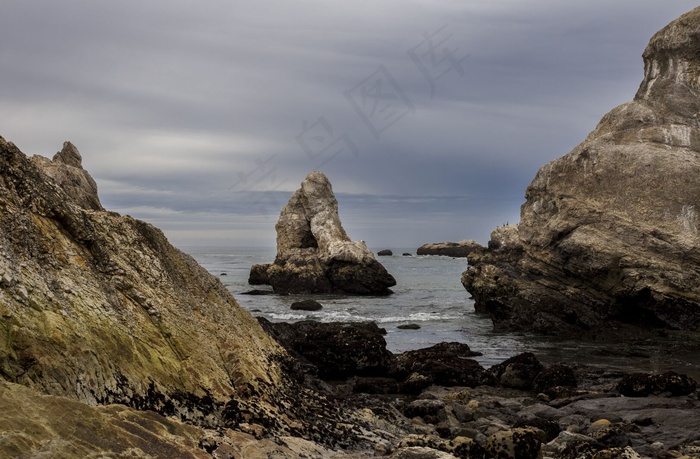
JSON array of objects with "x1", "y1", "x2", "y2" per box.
[
  {"x1": 249, "y1": 171, "x2": 396, "y2": 294},
  {"x1": 462, "y1": 8, "x2": 700, "y2": 335}
]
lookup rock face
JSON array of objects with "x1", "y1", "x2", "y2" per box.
[
  {"x1": 249, "y1": 171, "x2": 396, "y2": 294},
  {"x1": 462, "y1": 8, "x2": 700, "y2": 335},
  {"x1": 417, "y1": 240, "x2": 484, "y2": 258}
]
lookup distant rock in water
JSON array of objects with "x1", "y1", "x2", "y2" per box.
[
  {"x1": 291, "y1": 299, "x2": 323, "y2": 311},
  {"x1": 31, "y1": 141, "x2": 103, "y2": 210},
  {"x1": 249, "y1": 171, "x2": 396, "y2": 295},
  {"x1": 417, "y1": 240, "x2": 484, "y2": 258},
  {"x1": 377, "y1": 249, "x2": 393, "y2": 256},
  {"x1": 463, "y1": 8, "x2": 700, "y2": 335}
]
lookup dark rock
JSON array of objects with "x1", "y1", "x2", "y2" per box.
[
  {"x1": 513, "y1": 418, "x2": 562, "y2": 443},
  {"x1": 259, "y1": 320, "x2": 393, "y2": 380},
  {"x1": 485, "y1": 428, "x2": 545, "y2": 459},
  {"x1": 416, "y1": 240, "x2": 484, "y2": 258},
  {"x1": 534, "y1": 364, "x2": 578, "y2": 393},
  {"x1": 248, "y1": 172, "x2": 396, "y2": 295},
  {"x1": 403, "y1": 253, "x2": 413, "y2": 257},
  {"x1": 617, "y1": 371, "x2": 697, "y2": 397},
  {"x1": 398, "y1": 324, "x2": 421, "y2": 330},
  {"x1": 241, "y1": 289, "x2": 276, "y2": 295},
  {"x1": 377, "y1": 249, "x2": 393, "y2": 256},
  {"x1": 391, "y1": 342, "x2": 493, "y2": 391},
  {"x1": 403, "y1": 399, "x2": 446, "y2": 420},
  {"x1": 490, "y1": 352, "x2": 544, "y2": 390},
  {"x1": 290, "y1": 299, "x2": 323, "y2": 311},
  {"x1": 461, "y1": 7, "x2": 700, "y2": 335}
]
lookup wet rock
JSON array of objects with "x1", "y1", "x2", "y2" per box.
[
  {"x1": 398, "y1": 323, "x2": 421, "y2": 330},
  {"x1": 462, "y1": 7, "x2": 700, "y2": 335},
  {"x1": 259, "y1": 319, "x2": 393, "y2": 379},
  {"x1": 249, "y1": 172, "x2": 396, "y2": 295},
  {"x1": 403, "y1": 253, "x2": 413, "y2": 257},
  {"x1": 290, "y1": 299, "x2": 323, "y2": 311},
  {"x1": 616, "y1": 371, "x2": 697, "y2": 397},
  {"x1": 392, "y1": 343, "x2": 493, "y2": 392},
  {"x1": 512, "y1": 418, "x2": 561, "y2": 442},
  {"x1": 533, "y1": 363, "x2": 578, "y2": 393},
  {"x1": 490, "y1": 352, "x2": 544, "y2": 390},
  {"x1": 417, "y1": 240, "x2": 484, "y2": 258},
  {"x1": 592, "y1": 446, "x2": 643, "y2": 459},
  {"x1": 378, "y1": 249, "x2": 393, "y2": 256}
]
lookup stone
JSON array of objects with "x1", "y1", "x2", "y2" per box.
[
  {"x1": 461, "y1": 7, "x2": 700, "y2": 335},
  {"x1": 378, "y1": 249, "x2": 393, "y2": 256},
  {"x1": 616, "y1": 371, "x2": 697, "y2": 397},
  {"x1": 249, "y1": 172, "x2": 396, "y2": 295},
  {"x1": 290, "y1": 299, "x2": 323, "y2": 311},
  {"x1": 533, "y1": 363, "x2": 578, "y2": 393},
  {"x1": 403, "y1": 253, "x2": 413, "y2": 256},
  {"x1": 416, "y1": 240, "x2": 484, "y2": 258},
  {"x1": 398, "y1": 323, "x2": 421, "y2": 330},
  {"x1": 484, "y1": 427, "x2": 545, "y2": 459},
  {"x1": 258, "y1": 319, "x2": 394, "y2": 380},
  {"x1": 391, "y1": 342, "x2": 493, "y2": 392},
  {"x1": 31, "y1": 141, "x2": 103, "y2": 211},
  {"x1": 490, "y1": 352, "x2": 544, "y2": 391}
]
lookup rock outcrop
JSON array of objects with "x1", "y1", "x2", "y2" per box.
[
  {"x1": 462, "y1": 8, "x2": 700, "y2": 335},
  {"x1": 249, "y1": 171, "x2": 396, "y2": 294},
  {"x1": 0, "y1": 137, "x2": 399, "y2": 456},
  {"x1": 31, "y1": 141, "x2": 104, "y2": 210},
  {"x1": 417, "y1": 240, "x2": 484, "y2": 258}
]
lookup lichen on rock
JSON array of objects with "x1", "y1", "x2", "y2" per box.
[{"x1": 250, "y1": 171, "x2": 396, "y2": 294}]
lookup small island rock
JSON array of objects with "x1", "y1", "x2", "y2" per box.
[
  {"x1": 417, "y1": 240, "x2": 484, "y2": 258},
  {"x1": 249, "y1": 172, "x2": 396, "y2": 295},
  {"x1": 377, "y1": 249, "x2": 393, "y2": 256}
]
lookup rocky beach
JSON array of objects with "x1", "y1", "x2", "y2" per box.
[{"x1": 2, "y1": 6, "x2": 700, "y2": 459}]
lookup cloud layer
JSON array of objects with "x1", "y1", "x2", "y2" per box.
[{"x1": 1, "y1": 1, "x2": 696, "y2": 248}]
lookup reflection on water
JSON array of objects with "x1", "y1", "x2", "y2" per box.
[{"x1": 185, "y1": 246, "x2": 700, "y2": 380}]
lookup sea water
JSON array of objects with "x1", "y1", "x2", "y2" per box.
[{"x1": 184, "y1": 246, "x2": 700, "y2": 378}]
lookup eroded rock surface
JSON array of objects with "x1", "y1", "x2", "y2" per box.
[
  {"x1": 462, "y1": 8, "x2": 700, "y2": 335},
  {"x1": 250, "y1": 171, "x2": 396, "y2": 294}
]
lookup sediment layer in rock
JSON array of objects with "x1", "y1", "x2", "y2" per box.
[{"x1": 462, "y1": 7, "x2": 700, "y2": 335}]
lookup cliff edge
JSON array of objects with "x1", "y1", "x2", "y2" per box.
[{"x1": 462, "y1": 8, "x2": 700, "y2": 335}]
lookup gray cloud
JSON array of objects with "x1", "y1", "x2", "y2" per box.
[{"x1": 1, "y1": 1, "x2": 697, "y2": 248}]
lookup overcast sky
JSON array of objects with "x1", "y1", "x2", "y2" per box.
[{"x1": 1, "y1": 1, "x2": 696, "y2": 250}]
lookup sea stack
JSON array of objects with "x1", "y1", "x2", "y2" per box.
[
  {"x1": 249, "y1": 171, "x2": 396, "y2": 294},
  {"x1": 462, "y1": 8, "x2": 700, "y2": 335}
]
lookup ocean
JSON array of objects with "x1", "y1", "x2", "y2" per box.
[{"x1": 185, "y1": 246, "x2": 700, "y2": 378}]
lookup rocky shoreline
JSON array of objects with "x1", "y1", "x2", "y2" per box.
[{"x1": 257, "y1": 319, "x2": 700, "y2": 459}]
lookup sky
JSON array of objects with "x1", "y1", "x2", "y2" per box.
[{"x1": 1, "y1": 1, "x2": 697, "y2": 250}]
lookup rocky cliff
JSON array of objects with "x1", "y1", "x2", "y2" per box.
[
  {"x1": 417, "y1": 240, "x2": 484, "y2": 258},
  {"x1": 0, "y1": 137, "x2": 391, "y2": 456},
  {"x1": 462, "y1": 8, "x2": 700, "y2": 335},
  {"x1": 250, "y1": 171, "x2": 396, "y2": 294}
]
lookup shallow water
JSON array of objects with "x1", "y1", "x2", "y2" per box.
[{"x1": 184, "y1": 246, "x2": 700, "y2": 379}]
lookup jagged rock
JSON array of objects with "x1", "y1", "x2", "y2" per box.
[
  {"x1": 417, "y1": 240, "x2": 484, "y2": 258},
  {"x1": 462, "y1": 8, "x2": 700, "y2": 335},
  {"x1": 31, "y1": 141, "x2": 103, "y2": 210},
  {"x1": 249, "y1": 172, "x2": 396, "y2": 295},
  {"x1": 0, "y1": 137, "x2": 404, "y2": 455}
]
